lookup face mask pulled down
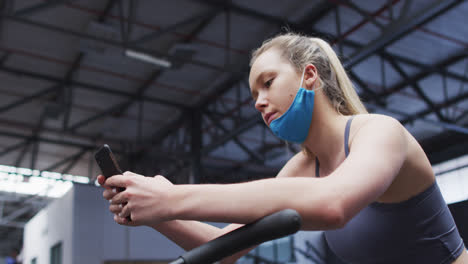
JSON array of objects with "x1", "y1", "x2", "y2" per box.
[{"x1": 269, "y1": 68, "x2": 317, "y2": 144}]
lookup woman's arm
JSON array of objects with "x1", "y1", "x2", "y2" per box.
[{"x1": 109, "y1": 116, "x2": 407, "y2": 231}]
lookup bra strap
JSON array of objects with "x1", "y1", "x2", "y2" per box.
[{"x1": 344, "y1": 116, "x2": 355, "y2": 157}]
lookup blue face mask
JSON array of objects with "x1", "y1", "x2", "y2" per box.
[{"x1": 270, "y1": 68, "x2": 317, "y2": 143}]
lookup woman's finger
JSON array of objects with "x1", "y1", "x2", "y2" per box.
[
  {"x1": 118, "y1": 203, "x2": 131, "y2": 219},
  {"x1": 109, "y1": 204, "x2": 123, "y2": 214},
  {"x1": 103, "y1": 188, "x2": 118, "y2": 200},
  {"x1": 105, "y1": 174, "x2": 129, "y2": 188},
  {"x1": 114, "y1": 214, "x2": 134, "y2": 226},
  {"x1": 98, "y1": 175, "x2": 112, "y2": 189},
  {"x1": 114, "y1": 214, "x2": 126, "y2": 225},
  {"x1": 110, "y1": 191, "x2": 129, "y2": 204}
]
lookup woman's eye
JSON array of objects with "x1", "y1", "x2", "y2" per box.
[{"x1": 265, "y1": 79, "x2": 273, "y2": 88}]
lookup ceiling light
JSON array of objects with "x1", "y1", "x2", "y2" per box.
[{"x1": 124, "y1": 49, "x2": 172, "y2": 68}]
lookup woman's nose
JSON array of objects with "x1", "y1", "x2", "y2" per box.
[{"x1": 255, "y1": 96, "x2": 268, "y2": 112}]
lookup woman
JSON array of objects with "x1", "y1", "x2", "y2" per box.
[{"x1": 99, "y1": 33, "x2": 467, "y2": 264}]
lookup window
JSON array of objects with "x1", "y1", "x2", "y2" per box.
[{"x1": 50, "y1": 242, "x2": 62, "y2": 264}]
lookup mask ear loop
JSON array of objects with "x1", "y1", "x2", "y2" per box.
[{"x1": 299, "y1": 67, "x2": 306, "y2": 89}]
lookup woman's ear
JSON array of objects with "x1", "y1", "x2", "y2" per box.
[{"x1": 304, "y1": 64, "x2": 319, "y2": 90}]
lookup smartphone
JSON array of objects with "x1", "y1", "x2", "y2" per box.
[
  {"x1": 94, "y1": 144, "x2": 126, "y2": 192},
  {"x1": 94, "y1": 144, "x2": 123, "y2": 178},
  {"x1": 95, "y1": 144, "x2": 131, "y2": 221}
]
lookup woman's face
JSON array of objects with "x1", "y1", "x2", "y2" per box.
[{"x1": 249, "y1": 48, "x2": 303, "y2": 127}]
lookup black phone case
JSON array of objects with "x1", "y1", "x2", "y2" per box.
[
  {"x1": 94, "y1": 144, "x2": 131, "y2": 221},
  {"x1": 94, "y1": 144, "x2": 123, "y2": 178}
]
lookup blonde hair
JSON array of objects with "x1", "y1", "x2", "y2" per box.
[{"x1": 250, "y1": 32, "x2": 367, "y2": 116}]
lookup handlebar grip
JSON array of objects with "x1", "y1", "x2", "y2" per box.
[{"x1": 172, "y1": 209, "x2": 302, "y2": 264}]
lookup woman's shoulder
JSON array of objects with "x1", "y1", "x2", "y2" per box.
[
  {"x1": 349, "y1": 114, "x2": 406, "y2": 142},
  {"x1": 352, "y1": 113, "x2": 401, "y2": 126}
]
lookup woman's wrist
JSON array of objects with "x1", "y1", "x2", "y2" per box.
[{"x1": 167, "y1": 183, "x2": 191, "y2": 221}]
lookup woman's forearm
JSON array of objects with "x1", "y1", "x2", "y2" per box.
[{"x1": 170, "y1": 177, "x2": 343, "y2": 230}]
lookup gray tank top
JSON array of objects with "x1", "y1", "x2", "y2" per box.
[{"x1": 316, "y1": 116, "x2": 465, "y2": 264}]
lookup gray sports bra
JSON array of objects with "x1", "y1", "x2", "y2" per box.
[{"x1": 317, "y1": 116, "x2": 465, "y2": 263}]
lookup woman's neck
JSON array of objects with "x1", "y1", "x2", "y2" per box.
[{"x1": 303, "y1": 97, "x2": 350, "y2": 173}]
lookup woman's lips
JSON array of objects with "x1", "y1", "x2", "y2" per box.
[{"x1": 265, "y1": 112, "x2": 277, "y2": 125}]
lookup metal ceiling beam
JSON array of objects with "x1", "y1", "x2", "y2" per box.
[
  {"x1": 62, "y1": 0, "x2": 123, "y2": 131},
  {"x1": 373, "y1": 50, "x2": 468, "y2": 101},
  {"x1": 0, "y1": 140, "x2": 29, "y2": 159},
  {"x1": 0, "y1": 129, "x2": 97, "y2": 151},
  {"x1": 41, "y1": 147, "x2": 91, "y2": 173},
  {"x1": 385, "y1": 56, "x2": 448, "y2": 122},
  {"x1": 87, "y1": 7, "x2": 221, "y2": 141},
  {"x1": 2, "y1": 13, "x2": 240, "y2": 74},
  {"x1": 401, "y1": 89, "x2": 468, "y2": 126},
  {"x1": 386, "y1": 52, "x2": 468, "y2": 84},
  {"x1": 29, "y1": 109, "x2": 49, "y2": 170},
  {"x1": 67, "y1": 70, "x2": 163, "y2": 132},
  {"x1": 0, "y1": 194, "x2": 49, "y2": 206},
  {"x1": 348, "y1": 71, "x2": 386, "y2": 106},
  {"x1": 14, "y1": 140, "x2": 31, "y2": 168},
  {"x1": 0, "y1": 65, "x2": 187, "y2": 109},
  {"x1": 1, "y1": 204, "x2": 34, "y2": 224},
  {"x1": 147, "y1": 76, "x2": 247, "y2": 164},
  {"x1": 61, "y1": 52, "x2": 84, "y2": 130},
  {"x1": 0, "y1": 84, "x2": 60, "y2": 114},
  {"x1": 0, "y1": 221, "x2": 24, "y2": 228},
  {"x1": 61, "y1": 148, "x2": 89, "y2": 174},
  {"x1": 0, "y1": 117, "x2": 126, "y2": 151},
  {"x1": 204, "y1": 110, "x2": 264, "y2": 164},
  {"x1": 201, "y1": 114, "x2": 262, "y2": 155},
  {"x1": 297, "y1": 1, "x2": 336, "y2": 28},
  {"x1": 190, "y1": 109, "x2": 202, "y2": 184},
  {"x1": 360, "y1": 52, "x2": 468, "y2": 135},
  {"x1": 366, "y1": 102, "x2": 468, "y2": 135},
  {"x1": 343, "y1": 1, "x2": 385, "y2": 30},
  {"x1": 13, "y1": 0, "x2": 71, "y2": 17},
  {"x1": 455, "y1": 109, "x2": 468, "y2": 124},
  {"x1": 130, "y1": 9, "x2": 219, "y2": 45},
  {"x1": 194, "y1": 0, "x2": 333, "y2": 40},
  {"x1": 128, "y1": 9, "x2": 227, "y2": 179},
  {"x1": 343, "y1": 0, "x2": 462, "y2": 68},
  {"x1": 219, "y1": 140, "x2": 287, "y2": 180}
]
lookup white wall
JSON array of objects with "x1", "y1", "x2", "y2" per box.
[{"x1": 23, "y1": 187, "x2": 75, "y2": 264}]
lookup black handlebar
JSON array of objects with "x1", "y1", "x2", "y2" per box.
[{"x1": 170, "y1": 209, "x2": 302, "y2": 264}]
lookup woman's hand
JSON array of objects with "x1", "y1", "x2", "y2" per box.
[{"x1": 98, "y1": 171, "x2": 175, "y2": 226}]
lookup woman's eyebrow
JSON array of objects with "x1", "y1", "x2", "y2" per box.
[
  {"x1": 250, "y1": 70, "x2": 275, "y2": 94},
  {"x1": 254, "y1": 70, "x2": 275, "y2": 85},
  {"x1": 253, "y1": 71, "x2": 266, "y2": 86},
  {"x1": 249, "y1": 71, "x2": 264, "y2": 93}
]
